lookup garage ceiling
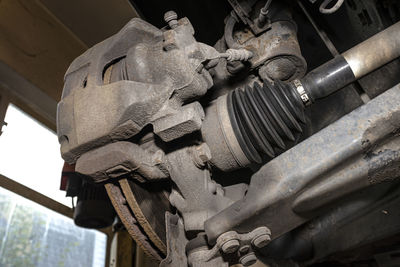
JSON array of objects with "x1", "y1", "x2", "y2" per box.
[
  {"x1": 0, "y1": 0, "x2": 139, "y2": 130},
  {"x1": 39, "y1": 0, "x2": 140, "y2": 47}
]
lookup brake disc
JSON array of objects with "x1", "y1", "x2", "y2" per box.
[
  {"x1": 105, "y1": 183, "x2": 163, "y2": 260},
  {"x1": 105, "y1": 179, "x2": 171, "y2": 261},
  {"x1": 119, "y1": 178, "x2": 171, "y2": 255}
]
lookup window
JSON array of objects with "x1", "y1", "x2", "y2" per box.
[
  {"x1": 0, "y1": 104, "x2": 68, "y2": 206},
  {"x1": 0, "y1": 104, "x2": 107, "y2": 267},
  {"x1": 0, "y1": 187, "x2": 106, "y2": 267}
]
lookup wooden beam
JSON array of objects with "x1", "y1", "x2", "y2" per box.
[
  {"x1": 39, "y1": 0, "x2": 140, "y2": 47},
  {"x1": 0, "y1": 173, "x2": 113, "y2": 237},
  {"x1": 0, "y1": 61, "x2": 57, "y2": 126},
  {"x1": 0, "y1": 1, "x2": 139, "y2": 130},
  {"x1": 0, "y1": 173, "x2": 73, "y2": 218},
  {"x1": 0, "y1": 90, "x2": 9, "y2": 135},
  {"x1": 0, "y1": 0, "x2": 87, "y2": 105}
]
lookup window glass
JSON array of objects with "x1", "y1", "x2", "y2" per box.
[
  {"x1": 0, "y1": 104, "x2": 68, "y2": 206},
  {"x1": 0, "y1": 186, "x2": 107, "y2": 267}
]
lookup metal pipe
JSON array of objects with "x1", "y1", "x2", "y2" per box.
[
  {"x1": 297, "y1": 21, "x2": 400, "y2": 103},
  {"x1": 257, "y1": 0, "x2": 272, "y2": 27},
  {"x1": 343, "y1": 21, "x2": 400, "y2": 79},
  {"x1": 203, "y1": 21, "x2": 400, "y2": 171}
]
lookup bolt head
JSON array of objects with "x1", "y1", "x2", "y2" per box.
[
  {"x1": 252, "y1": 234, "x2": 271, "y2": 248},
  {"x1": 221, "y1": 239, "x2": 240, "y2": 254},
  {"x1": 240, "y1": 253, "x2": 257, "y2": 266},
  {"x1": 197, "y1": 144, "x2": 211, "y2": 163},
  {"x1": 192, "y1": 143, "x2": 212, "y2": 168}
]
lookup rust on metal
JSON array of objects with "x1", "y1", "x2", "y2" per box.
[
  {"x1": 105, "y1": 183, "x2": 164, "y2": 261},
  {"x1": 119, "y1": 178, "x2": 169, "y2": 255}
]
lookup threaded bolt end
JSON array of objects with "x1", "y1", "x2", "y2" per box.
[{"x1": 164, "y1": 11, "x2": 178, "y2": 28}]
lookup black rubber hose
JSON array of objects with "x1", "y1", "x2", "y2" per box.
[{"x1": 300, "y1": 55, "x2": 355, "y2": 102}]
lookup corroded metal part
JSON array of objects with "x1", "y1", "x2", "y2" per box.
[
  {"x1": 76, "y1": 141, "x2": 169, "y2": 183},
  {"x1": 105, "y1": 183, "x2": 164, "y2": 261},
  {"x1": 56, "y1": 4, "x2": 400, "y2": 266},
  {"x1": 235, "y1": 20, "x2": 307, "y2": 81},
  {"x1": 58, "y1": 17, "x2": 216, "y2": 164},
  {"x1": 119, "y1": 178, "x2": 170, "y2": 255},
  {"x1": 205, "y1": 82, "x2": 400, "y2": 243},
  {"x1": 167, "y1": 146, "x2": 238, "y2": 232},
  {"x1": 160, "y1": 212, "x2": 188, "y2": 267}
]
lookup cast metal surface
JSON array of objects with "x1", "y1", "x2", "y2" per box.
[
  {"x1": 159, "y1": 212, "x2": 188, "y2": 267},
  {"x1": 58, "y1": 17, "x2": 216, "y2": 164},
  {"x1": 205, "y1": 83, "x2": 400, "y2": 242},
  {"x1": 105, "y1": 183, "x2": 164, "y2": 260},
  {"x1": 119, "y1": 178, "x2": 170, "y2": 254},
  {"x1": 56, "y1": 1, "x2": 400, "y2": 266}
]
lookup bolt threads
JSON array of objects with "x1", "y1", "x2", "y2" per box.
[
  {"x1": 164, "y1": 11, "x2": 178, "y2": 29},
  {"x1": 222, "y1": 49, "x2": 253, "y2": 62}
]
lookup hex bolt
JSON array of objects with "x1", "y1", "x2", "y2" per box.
[
  {"x1": 197, "y1": 143, "x2": 212, "y2": 163},
  {"x1": 164, "y1": 11, "x2": 178, "y2": 29},
  {"x1": 192, "y1": 143, "x2": 212, "y2": 168},
  {"x1": 221, "y1": 239, "x2": 240, "y2": 254},
  {"x1": 252, "y1": 234, "x2": 271, "y2": 249},
  {"x1": 240, "y1": 252, "x2": 257, "y2": 266}
]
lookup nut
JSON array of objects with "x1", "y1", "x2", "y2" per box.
[
  {"x1": 221, "y1": 239, "x2": 240, "y2": 254},
  {"x1": 196, "y1": 143, "x2": 212, "y2": 163},
  {"x1": 192, "y1": 143, "x2": 212, "y2": 168},
  {"x1": 240, "y1": 252, "x2": 257, "y2": 266},
  {"x1": 252, "y1": 234, "x2": 271, "y2": 248},
  {"x1": 217, "y1": 231, "x2": 240, "y2": 254}
]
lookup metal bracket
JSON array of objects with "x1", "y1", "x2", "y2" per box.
[
  {"x1": 227, "y1": 0, "x2": 271, "y2": 35},
  {"x1": 160, "y1": 213, "x2": 188, "y2": 267}
]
